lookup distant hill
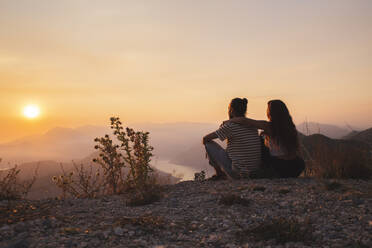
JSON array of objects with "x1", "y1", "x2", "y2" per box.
[
  {"x1": 342, "y1": 131, "x2": 360, "y2": 140},
  {"x1": 169, "y1": 143, "x2": 211, "y2": 170},
  {"x1": 0, "y1": 126, "x2": 109, "y2": 164},
  {"x1": 296, "y1": 122, "x2": 352, "y2": 139},
  {"x1": 136, "y1": 122, "x2": 218, "y2": 160},
  {"x1": 170, "y1": 123, "x2": 357, "y2": 170},
  {"x1": 0, "y1": 123, "x2": 218, "y2": 165},
  {"x1": 170, "y1": 131, "x2": 372, "y2": 175},
  {"x1": 300, "y1": 134, "x2": 370, "y2": 156},
  {"x1": 169, "y1": 141, "x2": 225, "y2": 173},
  {"x1": 14, "y1": 160, "x2": 75, "y2": 199},
  {"x1": 300, "y1": 133, "x2": 371, "y2": 178},
  {"x1": 343, "y1": 128, "x2": 372, "y2": 147}
]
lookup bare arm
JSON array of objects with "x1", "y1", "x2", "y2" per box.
[
  {"x1": 229, "y1": 117, "x2": 271, "y2": 134},
  {"x1": 202, "y1": 132, "x2": 218, "y2": 144}
]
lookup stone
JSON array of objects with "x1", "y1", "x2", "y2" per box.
[
  {"x1": 80, "y1": 242, "x2": 88, "y2": 248},
  {"x1": 114, "y1": 227, "x2": 124, "y2": 236},
  {"x1": 3, "y1": 232, "x2": 28, "y2": 248}
]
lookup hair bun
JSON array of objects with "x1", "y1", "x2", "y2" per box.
[{"x1": 242, "y1": 98, "x2": 248, "y2": 104}]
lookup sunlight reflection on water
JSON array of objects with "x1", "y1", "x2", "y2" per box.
[{"x1": 152, "y1": 160, "x2": 202, "y2": 181}]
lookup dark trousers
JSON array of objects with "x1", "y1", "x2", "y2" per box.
[{"x1": 267, "y1": 156, "x2": 305, "y2": 178}]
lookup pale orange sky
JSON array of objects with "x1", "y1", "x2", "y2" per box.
[{"x1": 0, "y1": 0, "x2": 371, "y2": 142}]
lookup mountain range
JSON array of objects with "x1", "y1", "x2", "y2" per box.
[
  {"x1": 170, "y1": 125, "x2": 372, "y2": 170},
  {"x1": 0, "y1": 123, "x2": 218, "y2": 166},
  {"x1": 1, "y1": 122, "x2": 370, "y2": 172},
  {"x1": 0, "y1": 125, "x2": 110, "y2": 164},
  {"x1": 343, "y1": 128, "x2": 372, "y2": 147},
  {"x1": 296, "y1": 122, "x2": 355, "y2": 139}
]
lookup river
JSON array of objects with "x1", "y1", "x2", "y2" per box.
[{"x1": 152, "y1": 159, "x2": 212, "y2": 181}]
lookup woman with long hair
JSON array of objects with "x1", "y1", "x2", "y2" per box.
[{"x1": 228, "y1": 99, "x2": 305, "y2": 178}]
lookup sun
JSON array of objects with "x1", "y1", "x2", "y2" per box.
[{"x1": 23, "y1": 105, "x2": 40, "y2": 119}]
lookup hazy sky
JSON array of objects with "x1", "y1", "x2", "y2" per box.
[{"x1": 0, "y1": 0, "x2": 371, "y2": 141}]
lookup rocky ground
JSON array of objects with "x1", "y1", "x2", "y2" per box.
[{"x1": 1, "y1": 178, "x2": 371, "y2": 248}]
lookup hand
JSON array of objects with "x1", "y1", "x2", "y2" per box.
[
  {"x1": 203, "y1": 132, "x2": 217, "y2": 145},
  {"x1": 202, "y1": 136, "x2": 208, "y2": 145},
  {"x1": 203, "y1": 135, "x2": 213, "y2": 145}
]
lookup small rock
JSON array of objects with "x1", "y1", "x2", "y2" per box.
[
  {"x1": 0, "y1": 225, "x2": 10, "y2": 231},
  {"x1": 114, "y1": 227, "x2": 124, "y2": 236},
  {"x1": 3, "y1": 232, "x2": 28, "y2": 248},
  {"x1": 14, "y1": 223, "x2": 26, "y2": 233},
  {"x1": 80, "y1": 241, "x2": 88, "y2": 248},
  {"x1": 208, "y1": 234, "x2": 219, "y2": 242}
]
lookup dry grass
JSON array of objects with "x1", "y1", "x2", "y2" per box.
[
  {"x1": 52, "y1": 163, "x2": 103, "y2": 199},
  {"x1": 0, "y1": 162, "x2": 37, "y2": 201},
  {"x1": 53, "y1": 117, "x2": 160, "y2": 203},
  {"x1": 236, "y1": 217, "x2": 313, "y2": 244},
  {"x1": 219, "y1": 194, "x2": 251, "y2": 207},
  {"x1": 350, "y1": 240, "x2": 371, "y2": 248},
  {"x1": 251, "y1": 185, "x2": 266, "y2": 192},
  {"x1": 301, "y1": 134, "x2": 372, "y2": 179},
  {"x1": 126, "y1": 184, "x2": 163, "y2": 206},
  {"x1": 0, "y1": 200, "x2": 53, "y2": 226},
  {"x1": 323, "y1": 180, "x2": 344, "y2": 191},
  {"x1": 115, "y1": 214, "x2": 166, "y2": 231},
  {"x1": 278, "y1": 188, "x2": 291, "y2": 194}
]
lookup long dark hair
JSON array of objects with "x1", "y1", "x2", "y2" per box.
[
  {"x1": 229, "y1": 98, "x2": 248, "y2": 119},
  {"x1": 267, "y1": 100, "x2": 299, "y2": 154}
]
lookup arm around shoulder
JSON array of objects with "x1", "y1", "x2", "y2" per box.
[{"x1": 230, "y1": 117, "x2": 271, "y2": 133}]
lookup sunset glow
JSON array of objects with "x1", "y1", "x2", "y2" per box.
[
  {"x1": 23, "y1": 105, "x2": 40, "y2": 119},
  {"x1": 0, "y1": 0, "x2": 371, "y2": 142}
]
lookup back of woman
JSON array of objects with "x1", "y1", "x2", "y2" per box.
[{"x1": 265, "y1": 100, "x2": 305, "y2": 178}]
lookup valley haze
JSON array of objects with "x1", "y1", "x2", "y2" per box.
[{"x1": 0, "y1": 121, "x2": 363, "y2": 167}]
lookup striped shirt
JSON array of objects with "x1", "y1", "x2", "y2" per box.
[{"x1": 215, "y1": 122, "x2": 261, "y2": 177}]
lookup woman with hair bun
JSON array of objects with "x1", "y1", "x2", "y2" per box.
[
  {"x1": 229, "y1": 99, "x2": 305, "y2": 178},
  {"x1": 203, "y1": 98, "x2": 262, "y2": 180}
]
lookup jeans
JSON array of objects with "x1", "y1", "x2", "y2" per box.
[{"x1": 204, "y1": 141, "x2": 237, "y2": 179}]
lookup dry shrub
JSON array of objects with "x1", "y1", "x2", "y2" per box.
[
  {"x1": 115, "y1": 214, "x2": 166, "y2": 230},
  {"x1": 251, "y1": 185, "x2": 266, "y2": 192},
  {"x1": 126, "y1": 189, "x2": 162, "y2": 206},
  {"x1": 53, "y1": 117, "x2": 159, "y2": 204},
  {"x1": 301, "y1": 134, "x2": 372, "y2": 179},
  {"x1": 92, "y1": 135, "x2": 126, "y2": 194},
  {"x1": 278, "y1": 188, "x2": 290, "y2": 194},
  {"x1": 323, "y1": 180, "x2": 344, "y2": 191},
  {"x1": 94, "y1": 117, "x2": 155, "y2": 194},
  {"x1": 125, "y1": 179, "x2": 163, "y2": 206},
  {"x1": 219, "y1": 194, "x2": 250, "y2": 206},
  {"x1": 52, "y1": 163, "x2": 103, "y2": 199},
  {"x1": 0, "y1": 200, "x2": 52, "y2": 226},
  {"x1": 350, "y1": 240, "x2": 371, "y2": 248},
  {"x1": 0, "y1": 160, "x2": 37, "y2": 201},
  {"x1": 236, "y1": 217, "x2": 313, "y2": 244}
]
